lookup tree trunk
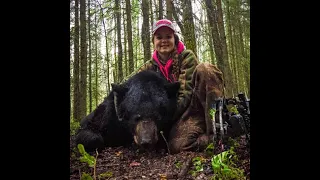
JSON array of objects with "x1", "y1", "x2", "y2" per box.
[
  {"x1": 158, "y1": 0, "x2": 163, "y2": 19},
  {"x1": 205, "y1": 0, "x2": 222, "y2": 67},
  {"x1": 97, "y1": 0, "x2": 110, "y2": 94},
  {"x1": 73, "y1": 0, "x2": 80, "y2": 122},
  {"x1": 182, "y1": 0, "x2": 197, "y2": 56},
  {"x1": 235, "y1": 0, "x2": 247, "y2": 95},
  {"x1": 114, "y1": 16, "x2": 118, "y2": 83},
  {"x1": 216, "y1": 0, "x2": 233, "y2": 97},
  {"x1": 123, "y1": 10, "x2": 128, "y2": 77},
  {"x1": 237, "y1": 0, "x2": 250, "y2": 97},
  {"x1": 207, "y1": 22, "x2": 215, "y2": 65},
  {"x1": 171, "y1": 0, "x2": 184, "y2": 34},
  {"x1": 141, "y1": 0, "x2": 151, "y2": 62},
  {"x1": 79, "y1": 0, "x2": 87, "y2": 119},
  {"x1": 106, "y1": 30, "x2": 110, "y2": 94},
  {"x1": 126, "y1": 0, "x2": 134, "y2": 74},
  {"x1": 150, "y1": 0, "x2": 154, "y2": 27},
  {"x1": 115, "y1": 0, "x2": 123, "y2": 82},
  {"x1": 226, "y1": 0, "x2": 238, "y2": 95},
  {"x1": 165, "y1": 0, "x2": 173, "y2": 20},
  {"x1": 87, "y1": 0, "x2": 92, "y2": 112},
  {"x1": 206, "y1": 0, "x2": 234, "y2": 97},
  {"x1": 94, "y1": 0, "x2": 98, "y2": 108},
  {"x1": 135, "y1": 15, "x2": 140, "y2": 69}
]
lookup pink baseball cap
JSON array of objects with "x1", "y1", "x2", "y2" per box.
[{"x1": 152, "y1": 19, "x2": 176, "y2": 34}]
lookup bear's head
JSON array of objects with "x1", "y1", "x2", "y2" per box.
[{"x1": 111, "y1": 70, "x2": 180, "y2": 149}]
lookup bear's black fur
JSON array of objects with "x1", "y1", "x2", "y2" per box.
[{"x1": 75, "y1": 70, "x2": 180, "y2": 152}]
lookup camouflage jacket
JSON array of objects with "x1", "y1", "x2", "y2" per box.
[{"x1": 138, "y1": 49, "x2": 199, "y2": 120}]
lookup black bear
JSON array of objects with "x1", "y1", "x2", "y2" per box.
[{"x1": 75, "y1": 70, "x2": 180, "y2": 152}]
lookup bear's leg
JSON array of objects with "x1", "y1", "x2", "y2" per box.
[
  {"x1": 74, "y1": 97, "x2": 113, "y2": 152},
  {"x1": 75, "y1": 128, "x2": 104, "y2": 152},
  {"x1": 75, "y1": 89, "x2": 135, "y2": 152}
]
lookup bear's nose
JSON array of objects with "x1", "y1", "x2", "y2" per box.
[{"x1": 140, "y1": 137, "x2": 152, "y2": 146}]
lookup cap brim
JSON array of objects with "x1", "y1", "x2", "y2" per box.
[{"x1": 153, "y1": 24, "x2": 175, "y2": 34}]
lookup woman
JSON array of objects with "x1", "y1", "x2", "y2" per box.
[{"x1": 139, "y1": 19, "x2": 225, "y2": 154}]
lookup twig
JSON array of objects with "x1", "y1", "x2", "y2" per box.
[
  {"x1": 160, "y1": 131, "x2": 170, "y2": 155},
  {"x1": 93, "y1": 149, "x2": 99, "y2": 180},
  {"x1": 103, "y1": 164, "x2": 120, "y2": 167}
]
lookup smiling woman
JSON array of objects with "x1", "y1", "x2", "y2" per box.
[{"x1": 153, "y1": 26, "x2": 175, "y2": 62}]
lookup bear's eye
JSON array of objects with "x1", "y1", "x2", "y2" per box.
[{"x1": 132, "y1": 114, "x2": 141, "y2": 122}]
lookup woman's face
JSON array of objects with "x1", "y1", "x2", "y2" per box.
[{"x1": 153, "y1": 27, "x2": 175, "y2": 56}]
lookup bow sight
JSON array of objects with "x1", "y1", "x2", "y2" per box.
[{"x1": 211, "y1": 93, "x2": 250, "y2": 146}]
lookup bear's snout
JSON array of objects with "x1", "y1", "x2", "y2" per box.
[{"x1": 134, "y1": 120, "x2": 158, "y2": 149}]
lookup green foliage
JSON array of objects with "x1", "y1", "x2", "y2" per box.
[
  {"x1": 209, "y1": 108, "x2": 216, "y2": 119},
  {"x1": 230, "y1": 106, "x2": 239, "y2": 114},
  {"x1": 174, "y1": 161, "x2": 182, "y2": 169},
  {"x1": 227, "y1": 137, "x2": 240, "y2": 149},
  {"x1": 77, "y1": 144, "x2": 96, "y2": 168},
  {"x1": 203, "y1": 138, "x2": 246, "y2": 179},
  {"x1": 210, "y1": 149, "x2": 246, "y2": 180},
  {"x1": 226, "y1": 104, "x2": 239, "y2": 114},
  {"x1": 98, "y1": 171, "x2": 113, "y2": 179},
  {"x1": 81, "y1": 172, "x2": 93, "y2": 180},
  {"x1": 77, "y1": 144, "x2": 113, "y2": 180},
  {"x1": 190, "y1": 156, "x2": 204, "y2": 177},
  {"x1": 70, "y1": 120, "x2": 80, "y2": 135},
  {"x1": 205, "y1": 143, "x2": 215, "y2": 157}
]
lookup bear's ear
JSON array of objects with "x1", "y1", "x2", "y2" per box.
[
  {"x1": 164, "y1": 82, "x2": 180, "y2": 98},
  {"x1": 111, "y1": 83, "x2": 128, "y2": 96},
  {"x1": 111, "y1": 83, "x2": 128, "y2": 121}
]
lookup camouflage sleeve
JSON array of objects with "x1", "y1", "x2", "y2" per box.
[
  {"x1": 174, "y1": 50, "x2": 199, "y2": 120},
  {"x1": 120, "y1": 60, "x2": 154, "y2": 83},
  {"x1": 138, "y1": 60, "x2": 154, "y2": 72}
]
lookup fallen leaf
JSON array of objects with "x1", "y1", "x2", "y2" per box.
[
  {"x1": 115, "y1": 151, "x2": 122, "y2": 156},
  {"x1": 159, "y1": 173, "x2": 167, "y2": 180},
  {"x1": 129, "y1": 161, "x2": 141, "y2": 167}
]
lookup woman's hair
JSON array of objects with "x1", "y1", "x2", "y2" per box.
[{"x1": 174, "y1": 34, "x2": 179, "y2": 47}]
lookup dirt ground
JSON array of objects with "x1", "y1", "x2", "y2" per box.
[{"x1": 70, "y1": 135, "x2": 250, "y2": 180}]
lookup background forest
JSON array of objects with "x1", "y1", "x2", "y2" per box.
[{"x1": 69, "y1": 0, "x2": 250, "y2": 123}]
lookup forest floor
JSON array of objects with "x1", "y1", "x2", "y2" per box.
[{"x1": 70, "y1": 135, "x2": 250, "y2": 180}]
